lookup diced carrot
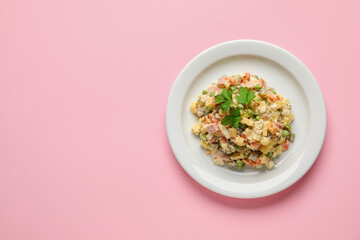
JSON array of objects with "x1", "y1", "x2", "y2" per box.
[
  {"x1": 282, "y1": 140, "x2": 289, "y2": 151},
  {"x1": 229, "y1": 77, "x2": 237, "y2": 85},
  {"x1": 251, "y1": 141, "x2": 261, "y2": 150},
  {"x1": 241, "y1": 72, "x2": 250, "y2": 83},
  {"x1": 203, "y1": 116, "x2": 208, "y2": 123},
  {"x1": 259, "y1": 78, "x2": 265, "y2": 87},
  {"x1": 268, "y1": 122, "x2": 279, "y2": 134},
  {"x1": 244, "y1": 72, "x2": 250, "y2": 81},
  {"x1": 241, "y1": 133, "x2": 247, "y2": 140},
  {"x1": 242, "y1": 158, "x2": 250, "y2": 165},
  {"x1": 208, "y1": 113, "x2": 216, "y2": 123},
  {"x1": 269, "y1": 94, "x2": 280, "y2": 101}
]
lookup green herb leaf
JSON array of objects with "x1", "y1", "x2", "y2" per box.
[
  {"x1": 214, "y1": 78, "x2": 257, "y2": 128},
  {"x1": 221, "y1": 107, "x2": 241, "y2": 127},
  {"x1": 221, "y1": 115, "x2": 236, "y2": 126},
  {"x1": 229, "y1": 107, "x2": 240, "y2": 116},
  {"x1": 248, "y1": 92, "x2": 255, "y2": 102},
  {"x1": 233, "y1": 117, "x2": 241, "y2": 128},
  {"x1": 247, "y1": 91, "x2": 255, "y2": 103},
  {"x1": 219, "y1": 101, "x2": 231, "y2": 112},
  {"x1": 222, "y1": 89, "x2": 233, "y2": 102},
  {"x1": 236, "y1": 87, "x2": 256, "y2": 105},
  {"x1": 214, "y1": 94, "x2": 225, "y2": 104},
  {"x1": 236, "y1": 87, "x2": 248, "y2": 104}
]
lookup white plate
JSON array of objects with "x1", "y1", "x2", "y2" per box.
[{"x1": 166, "y1": 40, "x2": 326, "y2": 198}]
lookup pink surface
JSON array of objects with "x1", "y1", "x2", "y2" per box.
[{"x1": 0, "y1": 0, "x2": 359, "y2": 239}]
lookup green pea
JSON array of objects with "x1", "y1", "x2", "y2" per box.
[
  {"x1": 282, "y1": 130, "x2": 290, "y2": 138},
  {"x1": 256, "y1": 115, "x2": 261, "y2": 121},
  {"x1": 236, "y1": 160, "x2": 245, "y2": 169},
  {"x1": 266, "y1": 152, "x2": 273, "y2": 158},
  {"x1": 202, "y1": 90, "x2": 207, "y2": 95},
  {"x1": 254, "y1": 84, "x2": 262, "y2": 91},
  {"x1": 200, "y1": 133, "x2": 207, "y2": 141}
]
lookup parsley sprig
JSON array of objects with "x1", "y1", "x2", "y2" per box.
[
  {"x1": 214, "y1": 87, "x2": 256, "y2": 128},
  {"x1": 236, "y1": 87, "x2": 256, "y2": 116}
]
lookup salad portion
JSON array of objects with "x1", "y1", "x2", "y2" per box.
[{"x1": 191, "y1": 72, "x2": 295, "y2": 169}]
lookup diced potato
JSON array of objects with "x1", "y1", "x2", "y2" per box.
[
  {"x1": 260, "y1": 136, "x2": 271, "y2": 145},
  {"x1": 253, "y1": 120, "x2": 263, "y2": 134},
  {"x1": 253, "y1": 95, "x2": 262, "y2": 102},
  {"x1": 282, "y1": 113, "x2": 294, "y2": 124},
  {"x1": 190, "y1": 101, "x2": 198, "y2": 113},
  {"x1": 226, "y1": 161, "x2": 236, "y2": 168},
  {"x1": 259, "y1": 142, "x2": 274, "y2": 154},
  {"x1": 250, "y1": 130, "x2": 261, "y2": 141},
  {"x1": 200, "y1": 141, "x2": 209, "y2": 149},
  {"x1": 205, "y1": 97, "x2": 215, "y2": 108},
  {"x1": 213, "y1": 158, "x2": 225, "y2": 166},
  {"x1": 282, "y1": 108, "x2": 291, "y2": 116},
  {"x1": 191, "y1": 124, "x2": 200, "y2": 135},
  {"x1": 257, "y1": 101, "x2": 267, "y2": 114},
  {"x1": 278, "y1": 136, "x2": 286, "y2": 144},
  {"x1": 240, "y1": 116, "x2": 254, "y2": 127},
  {"x1": 259, "y1": 154, "x2": 269, "y2": 164},
  {"x1": 262, "y1": 121, "x2": 270, "y2": 136},
  {"x1": 200, "y1": 124, "x2": 208, "y2": 134},
  {"x1": 275, "y1": 145, "x2": 282, "y2": 155},
  {"x1": 264, "y1": 160, "x2": 275, "y2": 169},
  {"x1": 230, "y1": 152, "x2": 242, "y2": 160},
  {"x1": 271, "y1": 100, "x2": 286, "y2": 110},
  {"x1": 219, "y1": 139, "x2": 229, "y2": 151},
  {"x1": 219, "y1": 124, "x2": 231, "y2": 139},
  {"x1": 289, "y1": 113, "x2": 294, "y2": 122},
  {"x1": 233, "y1": 136, "x2": 246, "y2": 146},
  {"x1": 228, "y1": 128, "x2": 238, "y2": 138}
]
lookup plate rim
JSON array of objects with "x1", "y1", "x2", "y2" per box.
[{"x1": 166, "y1": 40, "x2": 327, "y2": 198}]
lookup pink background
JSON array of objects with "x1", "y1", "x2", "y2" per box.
[{"x1": 0, "y1": 0, "x2": 359, "y2": 239}]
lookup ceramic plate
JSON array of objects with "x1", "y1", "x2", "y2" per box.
[{"x1": 166, "y1": 40, "x2": 326, "y2": 198}]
